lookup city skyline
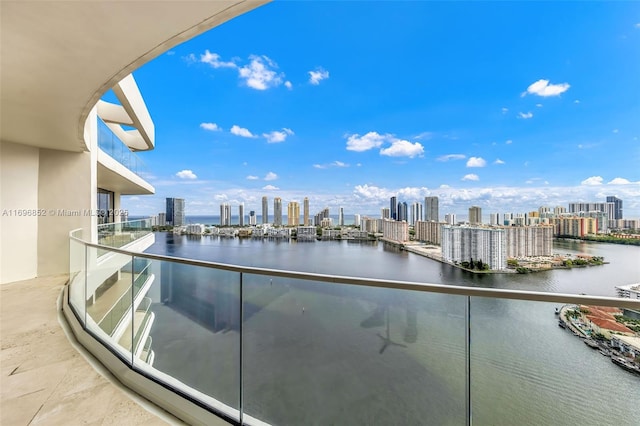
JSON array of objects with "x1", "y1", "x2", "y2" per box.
[{"x1": 118, "y1": 2, "x2": 640, "y2": 217}]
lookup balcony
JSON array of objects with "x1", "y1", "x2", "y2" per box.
[{"x1": 66, "y1": 231, "x2": 640, "y2": 425}]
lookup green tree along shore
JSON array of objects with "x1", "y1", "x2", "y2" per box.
[{"x1": 556, "y1": 235, "x2": 640, "y2": 246}]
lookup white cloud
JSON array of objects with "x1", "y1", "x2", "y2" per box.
[
  {"x1": 200, "y1": 50, "x2": 237, "y2": 68},
  {"x1": 263, "y1": 128, "x2": 294, "y2": 143},
  {"x1": 506, "y1": 140, "x2": 513, "y2": 145},
  {"x1": 462, "y1": 174, "x2": 479, "y2": 181},
  {"x1": 608, "y1": 177, "x2": 632, "y2": 185},
  {"x1": 176, "y1": 170, "x2": 197, "y2": 180},
  {"x1": 466, "y1": 157, "x2": 487, "y2": 168},
  {"x1": 200, "y1": 122, "x2": 221, "y2": 131},
  {"x1": 346, "y1": 132, "x2": 386, "y2": 152},
  {"x1": 581, "y1": 176, "x2": 603, "y2": 186},
  {"x1": 414, "y1": 132, "x2": 434, "y2": 140},
  {"x1": 635, "y1": 23, "x2": 640, "y2": 28},
  {"x1": 264, "y1": 172, "x2": 278, "y2": 181},
  {"x1": 494, "y1": 158, "x2": 505, "y2": 165},
  {"x1": 230, "y1": 125, "x2": 256, "y2": 138},
  {"x1": 574, "y1": 100, "x2": 580, "y2": 104},
  {"x1": 523, "y1": 79, "x2": 570, "y2": 97},
  {"x1": 518, "y1": 112, "x2": 533, "y2": 119},
  {"x1": 314, "y1": 161, "x2": 350, "y2": 170},
  {"x1": 313, "y1": 164, "x2": 327, "y2": 169},
  {"x1": 238, "y1": 55, "x2": 283, "y2": 90},
  {"x1": 246, "y1": 175, "x2": 259, "y2": 180},
  {"x1": 262, "y1": 185, "x2": 279, "y2": 190},
  {"x1": 380, "y1": 139, "x2": 424, "y2": 158},
  {"x1": 612, "y1": 129, "x2": 619, "y2": 134},
  {"x1": 501, "y1": 107, "x2": 509, "y2": 114},
  {"x1": 284, "y1": 81, "x2": 293, "y2": 89},
  {"x1": 536, "y1": 103, "x2": 543, "y2": 108},
  {"x1": 437, "y1": 154, "x2": 466, "y2": 162},
  {"x1": 440, "y1": 184, "x2": 451, "y2": 189},
  {"x1": 308, "y1": 68, "x2": 330, "y2": 85},
  {"x1": 333, "y1": 161, "x2": 348, "y2": 167}
]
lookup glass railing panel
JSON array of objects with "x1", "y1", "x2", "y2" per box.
[
  {"x1": 84, "y1": 245, "x2": 135, "y2": 363},
  {"x1": 241, "y1": 274, "x2": 467, "y2": 425},
  {"x1": 97, "y1": 119, "x2": 147, "y2": 176},
  {"x1": 470, "y1": 297, "x2": 640, "y2": 425},
  {"x1": 132, "y1": 258, "x2": 241, "y2": 420},
  {"x1": 69, "y1": 230, "x2": 87, "y2": 326},
  {"x1": 97, "y1": 218, "x2": 152, "y2": 249}
]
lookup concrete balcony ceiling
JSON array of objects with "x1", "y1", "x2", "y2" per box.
[{"x1": 0, "y1": 0, "x2": 268, "y2": 152}]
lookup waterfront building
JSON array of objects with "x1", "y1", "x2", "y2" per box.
[
  {"x1": 424, "y1": 196, "x2": 439, "y2": 222},
  {"x1": 361, "y1": 217, "x2": 379, "y2": 233},
  {"x1": 503, "y1": 225, "x2": 553, "y2": 257},
  {"x1": 304, "y1": 197, "x2": 310, "y2": 226},
  {"x1": 489, "y1": 213, "x2": 500, "y2": 226},
  {"x1": 381, "y1": 207, "x2": 391, "y2": 219},
  {"x1": 249, "y1": 210, "x2": 257, "y2": 225},
  {"x1": 354, "y1": 214, "x2": 361, "y2": 227},
  {"x1": 550, "y1": 216, "x2": 598, "y2": 237},
  {"x1": 616, "y1": 283, "x2": 640, "y2": 300},
  {"x1": 322, "y1": 229, "x2": 342, "y2": 240},
  {"x1": 166, "y1": 197, "x2": 185, "y2": 226},
  {"x1": 274, "y1": 197, "x2": 283, "y2": 226},
  {"x1": 382, "y1": 219, "x2": 409, "y2": 243},
  {"x1": 186, "y1": 223, "x2": 205, "y2": 235},
  {"x1": 297, "y1": 225, "x2": 316, "y2": 240},
  {"x1": 338, "y1": 206, "x2": 344, "y2": 226},
  {"x1": 262, "y1": 196, "x2": 269, "y2": 224},
  {"x1": 390, "y1": 196, "x2": 398, "y2": 220},
  {"x1": 553, "y1": 206, "x2": 567, "y2": 215},
  {"x1": 441, "y1": 225, "x2": 506, "y2": 270},
  {"x1": 220, "y1": 203, "x2": 231, "y2": 226},
  {"x1": 445, "y1": 213, "x2": 456, "y2": 225},
  {"x1": 238, "y1": 203, "x2": 244, "y2": 227},
  {"x1": 158, "y1": 212, "x2": 166, "y2": 226},
  {"x1": 469, "y1": 206, "x2": 482, "y2": 225},
  {"x1": 314, "y1": 207, "x2": 330, "y2": 226},
  {"x1": 415, "y1": 221, "x2": 444, "y2": 245},
  {"x1": 320, "y1": 217, "x2": 333, "y2": 228},
  {"x1": 287, "y1": 201, "x2": 300, "y2": 226},
  {"x1": 606, "y1": 196, "x2": 623, "y2": 219}
]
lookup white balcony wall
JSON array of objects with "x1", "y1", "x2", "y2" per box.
[{"x1": 0, "y1": 141, "x2": 40, "y2": 283}]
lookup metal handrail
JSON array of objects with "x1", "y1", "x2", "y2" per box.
[{"x1": 69, "y1": 230, "x2": 640, "y2": 310}]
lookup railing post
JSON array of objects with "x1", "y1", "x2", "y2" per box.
[
  {"x1": 239, "y1": 271, "x2": 244, "y2": 425},
  {"x1": 465, "y1": 295, "x2": 471, "y2": 426},
  {"x1": 131, "y1": 255, "x2": 136, "y2": 366}
]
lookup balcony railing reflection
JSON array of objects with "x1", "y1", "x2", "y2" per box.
[{"x1": 67, "y1": 232, "x2": 640, "y2": 426}]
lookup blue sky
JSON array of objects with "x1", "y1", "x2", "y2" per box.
[{"x1": 121, "y1": 1, "x2": 640, "y2": 219}]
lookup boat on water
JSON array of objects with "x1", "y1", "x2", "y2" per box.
[
  {"x1": 584, "y1": 339, "x2": 600, "y2": 349},
  {"x1": 611, "y1": 356, "x2": 640, "y2": 376}
]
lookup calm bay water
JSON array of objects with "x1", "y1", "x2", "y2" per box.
[{"x1": 146, "y1": 234, "x2": 640, "y2": 425}]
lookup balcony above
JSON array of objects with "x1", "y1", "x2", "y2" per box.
[{"x1": 0, "y1": 0, "x2": 269, "y2": 153}]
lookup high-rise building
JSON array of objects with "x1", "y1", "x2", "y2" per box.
[
  {"x1": 415, "y1": 221, "x2": 443, "y2": 245},
  {"x1": 382, "y1": 219, "x2": 409, "y2": 243},
  {"x1": 411, "y1": 202, "x2": 423, "y2": 225},
  {"x1": 249, "y1": 210, "x2": 256, "y2": 225},
  {"x1": 390, "y1": 196, "x2": 397, "y2": 220},
  {"x1": 354, "y1": 214, "x2": 361, "y2": 227},
  {"x1": 303, "y1": 197, "x2": 310, "y2": 226},
  {"x1": 274, "y1": 197, "x2": 282, "y2": 226},
  {"x1": 489, "y1": 213, "x2": 500, "y2": 226},
  {"x1": 238, "y1": 203, "x2": 244, "y2": 226},
  {"x1": 220, "y1": 203, "x2": 231, "y2": 226},
  {"x1": 441, "y1": 225, "x2": 506, "y2": 270},
  {"x1": 424, "y1": 196, "x2": 439, "y2": 222},
  {"x1": 445, "y1": 213, "x2": 456, "y2": 225},
  {"x1": 469, "y1": 206, "x2": 482, "y2": 225},
  {"x1": 166, "y1": 197, "x2": 185, "y2": 226},
  {"x1": 397, "y1": 201, "x2": 408, "y2": 222},
  {"x1": 158, "y1": 212, "x2": 166, "y2": 226},
  {"x1": 606, "y1": 196, "x2": 623, "y2": 220},
  {"x1": 381, "y1": 207, "x2": 390, "y2": 219},
  {"x1": 262, "y1": 196, "x2": 269, "y2": 224},
  {"x1": 287, "y1": 201, "x2": 300, "y2": 226},
  {"x1": 338, "y1": 207, "x2": 344, "y2": 226}
]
